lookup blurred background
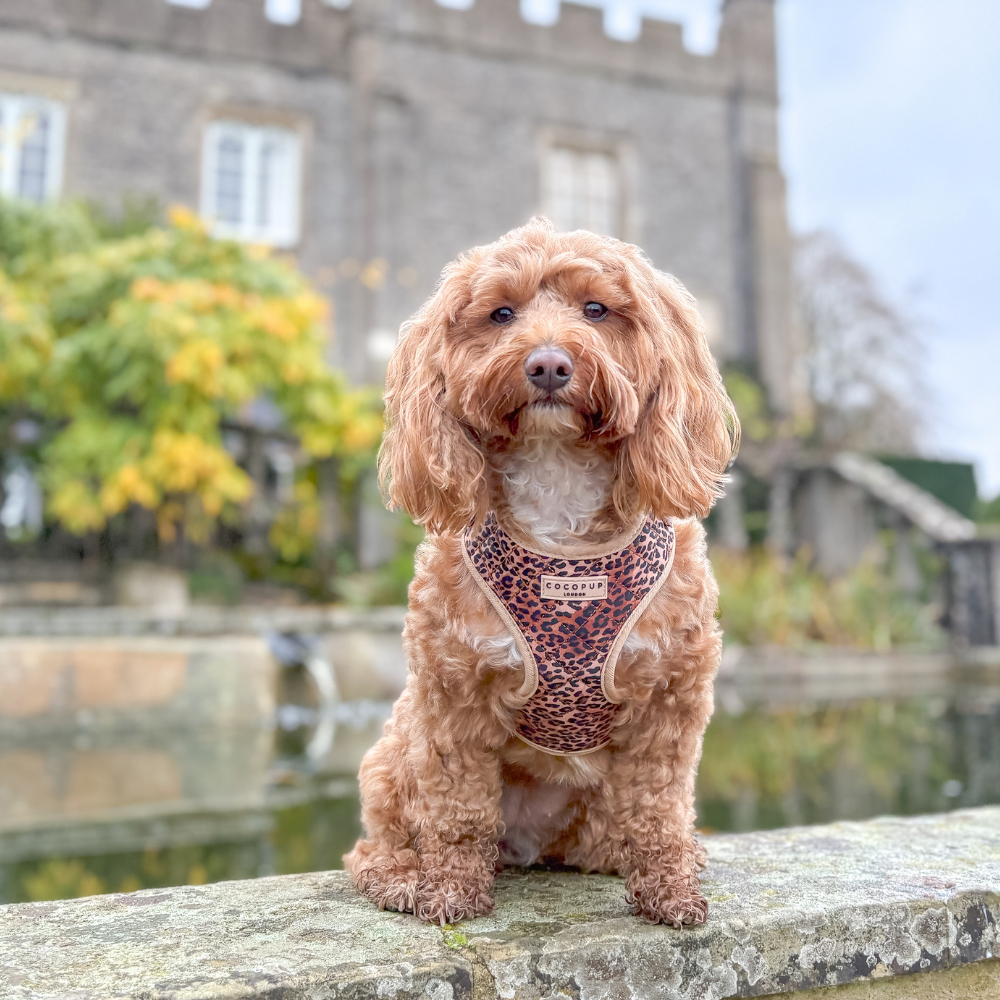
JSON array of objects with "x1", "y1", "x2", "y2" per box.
[{"x1": 0, "y1": 0, "x2": 997, "y2": 903}]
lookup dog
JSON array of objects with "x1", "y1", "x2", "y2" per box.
[{"x1": 345, "y1": 218, "x2": 738, "y2": 927}]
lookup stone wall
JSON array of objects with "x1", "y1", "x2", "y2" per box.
[
  {"x1": 1, "y1": 807, "x2": 997, "y2": 998},
  {"x1": 0, "y1": 636, "x2": 275, "y2": 736}
]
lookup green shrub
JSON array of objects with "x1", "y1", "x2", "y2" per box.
[{"x1": 714, "y1": 543, "x2": 944, "y2": 650}]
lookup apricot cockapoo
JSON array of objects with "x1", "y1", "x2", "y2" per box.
[{"x1": 345, "y1": 218, "x2": 739, "y2": 927}]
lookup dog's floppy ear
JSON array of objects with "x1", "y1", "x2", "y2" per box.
[
  {"x1": 378, "y1": 294, "x2": 487, "y2": 535},
  {"x1": 614, "y1": 271, "x2": 739, "y2": 521}
]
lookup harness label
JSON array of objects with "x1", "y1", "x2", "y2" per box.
[{"x1": 540, "y1": 574, "x2": 608, "y2": 600}]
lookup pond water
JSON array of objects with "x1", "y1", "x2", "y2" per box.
[{"x1": 1, "y1": 664, "x2": 998, "y2": 904}]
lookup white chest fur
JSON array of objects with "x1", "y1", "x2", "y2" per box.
[{"x1": 499, "y1": 436, "x2": 613, "y2": 548}]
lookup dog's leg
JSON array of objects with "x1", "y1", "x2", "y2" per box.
[
  {"x1": 619, "y1": 677, "x2": 712, "y2": 926},
  {"x1": 566, "y1": 681, "x2": 713, "y2": 926},
  {"x1": 617, "y1": 769, "x2": 708, "y2": 929},
  {"x1": 344, "y1": 724, "x2": 421, "y2": 914},
  {"x1": 346, "y1": 693, "x2": 504, "y2": 924},
  {"x1": 411, "y1": 736, "x2": 502, "y2": 925}
]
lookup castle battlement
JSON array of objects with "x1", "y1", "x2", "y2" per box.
[{"x1": 0, "y1": 0, "x2": 776, "y2": 97}]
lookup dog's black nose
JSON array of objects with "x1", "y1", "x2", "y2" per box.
[{"x1": 524, "y1": 346, "x2": 574, "y2": 393}]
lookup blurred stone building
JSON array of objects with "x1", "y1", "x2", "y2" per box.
[
  {"x1": 0, "y1": 0, "x2": 805, "y2": 413},
  {"x1": 2, "y1": 0, "x2": 996, "y2": 645}
]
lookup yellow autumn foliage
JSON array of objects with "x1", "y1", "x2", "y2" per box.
[
  {"x1": 0, "y1": 197, "x2": 382, "y2": 549},
  {"x1": 0, "y1": 272, "x2": 52, "y2": 405}
]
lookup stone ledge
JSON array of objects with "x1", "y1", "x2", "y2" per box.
[
  {"x1": 2, "y1": 808, "x2": 998, "y2": 999},
  {"x1": 781, "y1": 959, "x2": 1000, "y2": 998},
  {"x1": 0, "y1": 604, "x2": 408, "y2": 638}
]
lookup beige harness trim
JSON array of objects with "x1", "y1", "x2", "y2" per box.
[
  {"x1": 601, "y1": 535, "x2": 676, "y2": 704},
  {"x1": 462, "y1": 540, "x2": 538, "y2": 700}
]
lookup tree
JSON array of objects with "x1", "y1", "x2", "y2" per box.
[
  {"x1": 795, "y1": 230, "x2": 926, "y2": 453},
  {"x1": 0, "y1": 200, "x2": 381, "y2": 563}
]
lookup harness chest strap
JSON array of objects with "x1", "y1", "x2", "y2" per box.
[{"x1": 462, "y1": 514, "x2": 675, "y2": 756}]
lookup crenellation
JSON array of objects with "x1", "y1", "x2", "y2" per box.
[
  {"x1": 633, "y1": 16, "x2": 687, "y2": 59},
  {"x1": 361, "y1": 0, "x2": 736, "y2": 94},
  {"x1": 718, "y1": 0, "x2": 778, "y2": 97},
  {"x1": 546, "y1": 2, "x2": 609, "y2": 49},
  {"x1": 0, "y1": 0, "x2": 763, "y2": 92},
  {"x1": 628, "y1": 16, "x2": 730, "y2": 92},
  {"x1": 158, "y1": 0, "x2": 350, "y2": 73},
  {"x1": 0, "y1": 0, "x2": 352, "y2": 75},
  {"x1": 373, "y1": 0, "x2": 532, "y2": 54}
]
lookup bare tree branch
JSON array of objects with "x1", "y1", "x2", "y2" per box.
[{"x1": 795, "y1": 230, "x2": 927, "y2": 453}]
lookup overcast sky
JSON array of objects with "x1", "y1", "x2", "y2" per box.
[
  {"x1": 777, "y1": 0, "x2": 1000, "y2": 497},
  {"x1": 577, "y1": 0, "x2": 1000, "y2": 497}
]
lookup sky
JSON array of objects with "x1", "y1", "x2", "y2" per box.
[{"x1": 573, "y1": 0, "x2": 1000, "y2": 497}]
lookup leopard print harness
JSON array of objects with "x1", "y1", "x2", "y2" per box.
[{"x1": 463, "y1": 514, "x2": 675, "y2": 756}]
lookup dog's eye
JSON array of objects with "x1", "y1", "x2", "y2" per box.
[
  {"x1": 490, "y1": 306, "x2": 516, "y2": 325},
  {"x1": 583, "y1": 302, "x2": 608, "y2": 321}
]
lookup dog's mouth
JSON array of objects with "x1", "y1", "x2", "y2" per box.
[
  {"x1": 526, "y1": 399, "x2": 572, "y2": 412},
  {"x1": 503, "y1": 401, "x2": 603, "y2": 440}
]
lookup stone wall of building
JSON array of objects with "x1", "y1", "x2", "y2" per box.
[{"x1": 0, "y1": 0, "x2": 801, "y2": 412}]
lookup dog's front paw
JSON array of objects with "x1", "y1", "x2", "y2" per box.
[
  {"x1": 627, "y1": 868, "x2": 708, "y2": 927},
  {"x1": 415, "y1": 879, "x2": 495, "y2": 925},
  {"x1": 415, "y1": 846, "x2": 495, "y2": 925},
  {"x1": 345, "y1": 843, "x2": 420, "y2": 914}
]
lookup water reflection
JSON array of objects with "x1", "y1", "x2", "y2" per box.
[
  {"x1": 1, "y1": 666, "x2": 998, "y2": 903},
  {"x1": 1, "y1": 794, "x2": 361, "y2": 904},
  {"x1": 0, "y1": 701, "x2": 383, "y2": 904},
  {"x1": 697, "y1": 688, "x2": 1000, "y2": 832}
]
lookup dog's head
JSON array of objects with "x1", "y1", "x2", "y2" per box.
[{"x1": 380, "y1": 218, "x2": 739, "y2": 534}]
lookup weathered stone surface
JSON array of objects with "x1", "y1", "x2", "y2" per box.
[
  {"x1": 0, "y1": 871, "x2": 466, "y2": 1000},
  {"x1": 1, "y1": 808, "x2": 997, "y2": 999},
  {"x1": 781, "y1": 958, "x2": 1000, "y2": 998}
]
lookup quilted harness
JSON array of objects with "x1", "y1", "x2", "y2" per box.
[{"x1": 463, "y1": 513, "x2": 675, "y2": 756}]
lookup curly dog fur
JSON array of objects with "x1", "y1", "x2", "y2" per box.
[{"x1": 345, "y1": 218, "x2": 739, "y2": 927}]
